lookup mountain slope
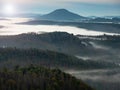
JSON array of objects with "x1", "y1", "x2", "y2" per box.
[{"x1": 40, "y1": 9, "x2": 85, "y2": 21}]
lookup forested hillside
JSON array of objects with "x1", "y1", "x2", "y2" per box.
[
  {"x1": 0, "y1": 32, "x2": 117, "y2": 57},
  {"x1": 0, "y1": 48, "x2": 118, "y2": 69},
  {"x1": 0, "y1": 66, "x2": 94, "y2": 90}
]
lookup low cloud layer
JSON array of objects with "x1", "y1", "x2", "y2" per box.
[{"x1": 0, "y1": 25, "x2": 5, "y2": 29}]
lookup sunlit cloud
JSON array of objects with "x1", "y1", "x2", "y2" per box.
[{"x1": 1, "y1": 4, "x2": 17, "y2": 15}]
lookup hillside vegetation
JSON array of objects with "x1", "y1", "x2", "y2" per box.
[
  {"x1": 0, "y1": 66, "x2": 94, "y2": 90},
  {"x1": 0, "y1": 48, "x2": 118, "y2": 69}
]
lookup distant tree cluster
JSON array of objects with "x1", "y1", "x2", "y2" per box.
[{"x1": 0, "y1": 65, "x2": 94, "y2": 90}]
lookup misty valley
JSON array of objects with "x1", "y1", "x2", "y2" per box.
[
  {"x1": 0, "y1": 8, "x2": 120, "y2": 90},
  {"x1": 0, "y1": 31, "x2": 120, "y2": 90}
]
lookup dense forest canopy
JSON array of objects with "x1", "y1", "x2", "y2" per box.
[{"x1": 0, "y1": 65, "x2": 95, "y2": 90}]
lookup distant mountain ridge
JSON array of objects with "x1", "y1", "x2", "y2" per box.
[{"x1": 88, "y1": 17, "x2": 120, "y2": 23}]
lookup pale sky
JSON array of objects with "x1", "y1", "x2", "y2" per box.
[
  {"x1": 0, "y1": 0, "x2": 120, "y2": 16},
  {"x1": 1, "y1": 0, "x2": 120, "y2": 4}
]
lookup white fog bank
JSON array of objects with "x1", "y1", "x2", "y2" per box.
[{"x1": 0, "y1": 18, "x2": 120, "y2": 36}]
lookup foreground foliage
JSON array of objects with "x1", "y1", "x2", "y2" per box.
[{"x1": 0, "y1": 66, "x2": 94, "y2": 90}]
